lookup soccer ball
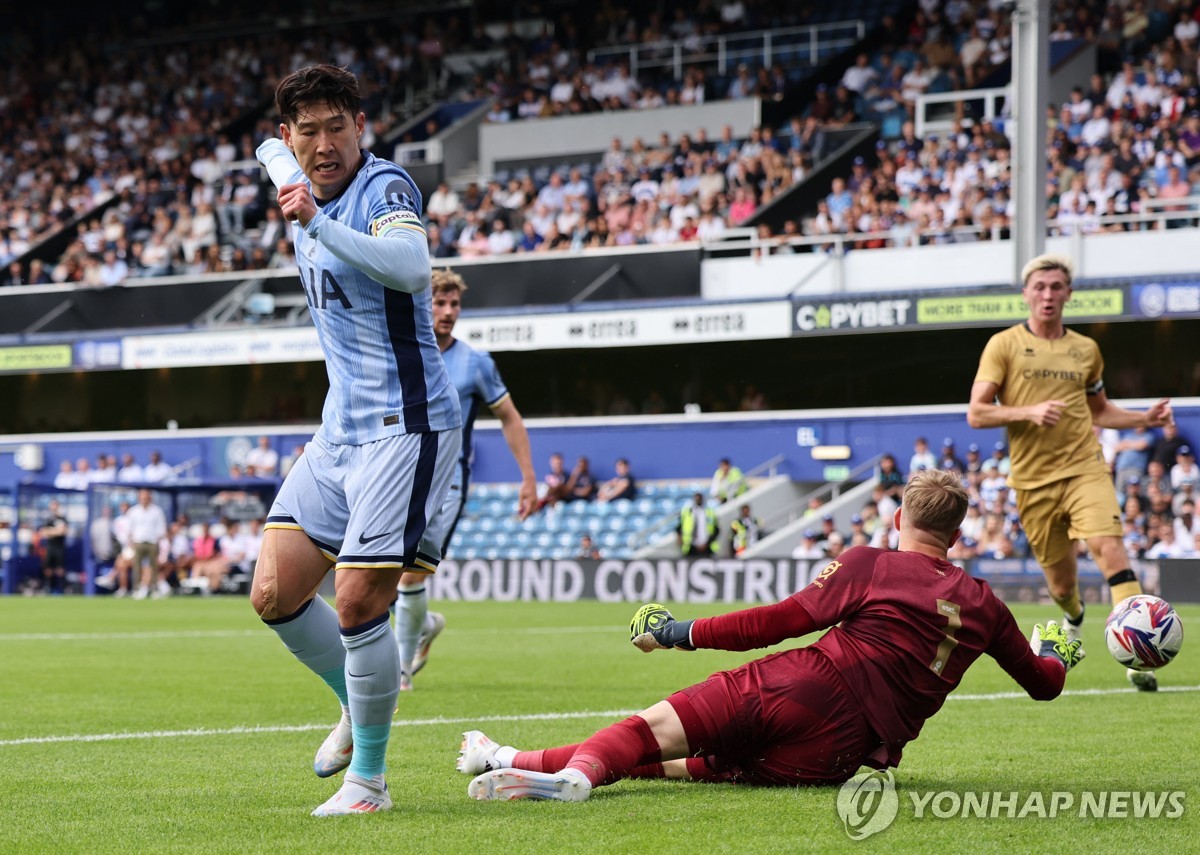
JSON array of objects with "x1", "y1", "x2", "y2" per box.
[{"x1": 1104, "y1": 595, "x2": 1184, "y2": 671}]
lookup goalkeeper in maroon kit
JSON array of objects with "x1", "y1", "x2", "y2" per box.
[{"x1": 458, "y1": 469, "x2": 1085, "y2": 802}]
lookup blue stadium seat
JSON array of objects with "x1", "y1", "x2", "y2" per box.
[
  {"x1": 483, "y1": 499, "x2": 508, "y2": 516},
  {"x1": 492, "y1": 483, "x2": 517, "y2": 500}
]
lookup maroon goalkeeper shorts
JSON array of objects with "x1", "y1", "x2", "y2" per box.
[{"x1": 667, "y1": 646, "x2": 877, "y2": 786}]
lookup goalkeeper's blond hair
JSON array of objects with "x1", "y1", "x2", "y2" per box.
[
  {"x1": 431, "y1": 268, "x2": 468, "y2": 296},
  {"x1": 902, "y1": 469, "x2": 969, "y2": 544}
]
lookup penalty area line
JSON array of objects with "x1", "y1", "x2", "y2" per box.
[{"x1": 3, "y1": 685, "x2": 1197, "y2": 749}]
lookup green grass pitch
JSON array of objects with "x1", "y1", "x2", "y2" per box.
[{"x1": 0, "y1": 597, "x2": 1195, "y2": 854}]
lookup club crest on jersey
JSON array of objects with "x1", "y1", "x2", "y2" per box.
[
  {"x1": 384, "y1": 179, "x2": 419, "y2": 213},
  {"x1": 811, "y1": 560, "x2": 842, "y2": 588}
]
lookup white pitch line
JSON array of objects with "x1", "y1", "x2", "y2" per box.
[
  {"x1": 0, "y1": 630, "x2": 263, "y2": 642},
  {"x1": 0, "y1": 627, "x2": 616, "y2": 642},
  {"x1": 0, "y1": 710, "x2": 639, "y2": 747},
  {"x1": 2, "y1": 685, "x2": 1198, "y2": 749},
  {"x1": 949, "y1": 684, "x2": 1200, "y2": 701}
]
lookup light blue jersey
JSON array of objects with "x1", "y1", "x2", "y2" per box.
[
  {"x1": 260, "y1": 140, "x2": 460, "y2": 445},
  {"x1": 424, "y1": 338, "x2": 510, "y2": 553},
  {"x1": 442, "y1": 338, "x2": 510, "y2": 470}
]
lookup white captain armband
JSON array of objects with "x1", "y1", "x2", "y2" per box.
[{"x1": 1086, "y1": 378, "x2": 1104, "y2": 396}]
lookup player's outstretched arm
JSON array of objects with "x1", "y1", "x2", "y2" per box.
[
  {"x1": 1029, "y1": 621, "x2": 1086, "y2": 671},
  {"x1": 629, "y1": 604, "x2": 695, "y2": 651},
  {"x1": 629, "y1": 597, "x2": 819, "y2": 653},
  {"x1": 1088, "y1": 391, "x2": 1172, "y2": 430},
  {"x1": 987, "y1": 609, "x2": 1080, "y2": 701}
]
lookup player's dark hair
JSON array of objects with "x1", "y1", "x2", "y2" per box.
[{"x1": 276, "y1": 65, "x2": 362, "y2": 126}]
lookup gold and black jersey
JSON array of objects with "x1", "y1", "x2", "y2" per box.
[{"x1": 974, "y1": 323, "x2": 1108, "y2": 490}]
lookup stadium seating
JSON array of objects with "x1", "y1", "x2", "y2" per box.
[{"x1": 448, "y1": 481, "x2": 708, "y2": 560}]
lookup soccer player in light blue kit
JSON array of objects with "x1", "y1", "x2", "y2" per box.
[
  {"x1": 250, "y1": 64, "x2": 462, "y2": 816},
  {"x1": 395, "y1": 268, "x2": 538, "y2": 690}
]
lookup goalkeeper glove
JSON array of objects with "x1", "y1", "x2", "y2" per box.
[
  {"x1": 629, "y1": 603, "x2": 696, "y2": 652},
  {"x1": 1029, "y1": 620, "x2": 1085, "y2": 672}
]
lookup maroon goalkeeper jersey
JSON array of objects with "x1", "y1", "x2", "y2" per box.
[{"x1": 690, "y1": 546, "x2": 1064, "y2": 763}]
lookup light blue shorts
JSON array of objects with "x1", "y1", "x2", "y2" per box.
[
  {"x1": 266, "y1": 429, "x2": 461, "y2": 573},
  {"x1": 428, "y1": 459, "x2": 469, "y2": 555}
]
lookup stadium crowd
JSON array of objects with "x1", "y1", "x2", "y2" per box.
[
  {"x1": 793, "y1": 0, "x2": 1200, "y2": 248},
  {"x1": 792, "y1": 427, "x2": 1200, "y2": 566},
  {"x1": 7, "y1": 0, "x2": 1198, "y2": 282}
]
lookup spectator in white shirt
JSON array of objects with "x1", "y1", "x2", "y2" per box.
[
  {"x1": 53, "y1": 460, "x2": 78, "y2": 490},
  {"x1": 425, "y1": 182, "x2": 460, "y2": 224},
  {"x1": 1146, "y1": 522, "x2": 1187, "y2": 559},
  {"x1": 1079, "y1": 104, "x2": 1112, "y2": 148},
  {"x1": 127, "y1": 488, "x2": 168, "y2": 599},
  {"x1": 142, "y1": 451, "x2": 174, "y2": 482},
  {"x1": 486, "y1": 218, "x2": 516, "y2": 255},
  {"x1": 98, "y1": 250, "x2": 128, "y2": 287},
  {"x1": 117, "y1": 453, "x2": 144, "y2": 482},
  {"x1": 1171, "y1": 446, "x2": 1199, "y2": 490},
  {"x1": 840, "y1": 53, "x2": 879, "y2": 94},
  {"x1": 243, "y1": 436, "x2": 279, "y2": 478}
]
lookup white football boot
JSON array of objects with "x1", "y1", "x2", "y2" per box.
[
  {"x1": 457, "y1": 730, "x2": 504, "y2": 775},
  {"x1": 411, "y1": 611, "x2": 446, "y2": 675},
  {"x1": 311, "y1": 772, "x2": 392, "y2": 816},
  {"x1": 467, "y1": 768, "x2": 591, "y2": 802},
  {"x1": 313, "y1": 709, "x2": 353, "y2": 778}
]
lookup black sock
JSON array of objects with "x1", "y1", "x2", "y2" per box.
[{"x1": 1065, "y1": 605, "x2": 1085, "y2": 627}]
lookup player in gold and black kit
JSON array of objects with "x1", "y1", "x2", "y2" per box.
[{"x1": 968, "y1": 254, "x2": 1173, "y2": 690}]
